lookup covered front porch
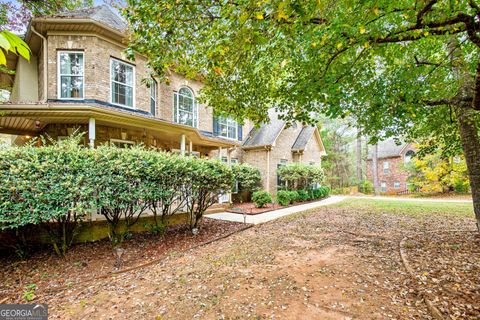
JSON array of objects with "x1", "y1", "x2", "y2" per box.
[{"x1": 0, "y1": 102, "x2": 238, "y2": 158}]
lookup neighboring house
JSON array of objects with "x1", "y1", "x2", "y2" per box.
[
  {"x1": 0, "y1": 5, "x2": 326, "y2": 198},
  {"x1": 366, "y1": 139, "x2": 416, "y2": 194}
]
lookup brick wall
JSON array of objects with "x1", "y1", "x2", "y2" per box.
[
  {"x1": 46, "y1": 35, "x2": 151, "y2": 112},
  {"x1": 366, "y1": 156, "x2": 410, "y2": 194}
]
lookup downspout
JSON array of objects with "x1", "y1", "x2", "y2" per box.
[
  {"x1": 31, "y1": 26, "x2": 48, "y2": 103},
  {"x1": 266, "y1": 147, "x2": 270, "y2": 193}
]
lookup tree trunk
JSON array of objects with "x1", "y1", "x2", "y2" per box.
[
  {"x1": 454, "y1": 105, "x2": 480, "y2": 231},
  {"x1": 356, "y1": 127, "x2": 362, "y2": 185},
  {"x1": 372, "y1": 143, "x2": 380, "y2": 196}
]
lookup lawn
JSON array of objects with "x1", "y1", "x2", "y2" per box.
[
  {"x1": 2, "y1": 198, "x2": 478, "y2": 319},
  {"x1": 333, "y1": 198, "x2": 474, "y2": 218}
]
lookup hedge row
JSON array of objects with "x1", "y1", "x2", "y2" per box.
[
  {"x1": 0, "y1": 136, "x2": 233, "y2": 255},
  {"x1": 276, "y1": 186, "x2": 330, "y2": 206}
]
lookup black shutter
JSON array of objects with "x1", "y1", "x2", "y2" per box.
[
  {"x1": 237, "y1": 123, "x2": 243, "y2": 141},
  {"x1": 213, "y1": 116, "x2": 219, "y2": 136}
]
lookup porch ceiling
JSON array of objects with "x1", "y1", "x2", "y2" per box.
[{"x1": 0, "y1": 103, "x2": 238, "y2": 148}]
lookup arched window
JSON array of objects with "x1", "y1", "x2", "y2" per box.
[
  {"x1": 173, "y1": 87, "x2": 198, "y2": 127},
  {"x1": 405, "y1": 150, "x2": 415, "y2": 163}
]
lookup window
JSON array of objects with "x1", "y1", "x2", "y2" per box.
[
  {"x1": 394, "y1": 181, "x2": 400, "y2": 189},
  {"x1": 405, "y1": 150, "x2": 415, "y2": 163},
  {"x1": 277, "y1": 159, "x2": 288, "y2": 190},
  {"x1": 381, "y1": 181, "x2": 387, "y2": 192},
  {"x1": 383, "y1": 161, "x2": 389, "y2": 174},
  {"x1": 218, "y1": 116, "x2": 238, "y2": 140},
  {"x1": 174, "y1": 87, "x2": 198, "y2": 127},
  {"x1": 58, "y1": 51, "x2": 84, "y2": 99},
  {"x1": 231, "y1": 158, "x2": 239, "y2": 164},
  {"x1": 110, "y1": 58, "x2": 134, "y2": 108},
  {"x1": 150, "y1": 78, "x2": 157, "y2": 116}
]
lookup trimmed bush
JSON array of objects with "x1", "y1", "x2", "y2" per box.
[
  {"x1": 276, "y1": 190, "x2": 291, "y2": 206},
  {"x1": 252, "y1": 190, "x2": 273, "y2": 208},
  {"x1": 0, "y1": 135, "x2": 96, "y2": 255},
  {"x1": 297, "y1": 189, "x2": 309, "y2": 202},
  {"x1": 232, "y1": 163, "x2": 262, "y2": 193},
  {"x1": 0, "y1": 135, "x2": 234, "y2": 252},
  {"x1": 287, "y1": 190, "x2": 299, "y2": 204}
]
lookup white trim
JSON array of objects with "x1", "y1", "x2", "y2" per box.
[
  {"x1": 57, "y1": 50, "x2": 85, "y2": 100},
  {"x1": 110, "y1": 57, "x2": 136, "y2": 109},
  {"x1": 173, "y1": 86, "x2": 198, "y2": 128},
  {"x1": 217, "y1": 116, "x2": 238, "y2": 140}
]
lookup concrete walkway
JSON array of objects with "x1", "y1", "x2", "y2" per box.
[
  {"x1": 206, "y1": 195, "x2": 473, "y2": 225},
  {"x1": 206, "y1": 195, "x2": 346, "y2": 225}
]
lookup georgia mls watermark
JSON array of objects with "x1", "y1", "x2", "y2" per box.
[{"x1": 0, "y1": 304, "x2": 48, "y2": 320}]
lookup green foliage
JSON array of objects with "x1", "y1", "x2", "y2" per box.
[
  {"x1": 287, "y1": 191, "x2": 299, "y2": 204},
  {"x1": 232, "y1": 163, "x2": 262, "y2": 193},
  {"x1": 22, "y1": 283, "x2": 37, "y2": 302},
  {"x1": 276, "y1": 190, "x2": 291, "y2": 206},
  {"x1": 252, "y1": 190, "x2": 272, "y2": 208},
  {"x1": 277, "y1": 163, "x2": 324, "y2": 190},
  {"x1": 359, "y1": 180, "x2": 374, "y2": 194},
  {"x1": 182, "y1": 157, "x2": 233, "y2": 230},
  {"x1": 297, "y1": 189, "x2": 309, "y2": 202},
  {"x1": 0, "y1": 30, "x2": 30, "y2": 65},
  {"x1": 0, "y1": 134, "x2": 96, "y2": 255},
  {"x1": 312, "y1": 186, "x2": 331, "y2": 199},
  {"x1": 0, "y1": 136, "x2": 234, "y2": 251}
]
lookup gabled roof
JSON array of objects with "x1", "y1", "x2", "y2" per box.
[
  {"x1": 367, "y1": 138, "x2": 411, "y2": 159},
  {"x1": 291, "y1": 126, "x2": 316, "y2": 151},
  {"x1": 43, "y1": 5, "x2": 127, "y2": 32},
  {"x1": 242, "y1": 110, "x2": 285, "y2": 149}
]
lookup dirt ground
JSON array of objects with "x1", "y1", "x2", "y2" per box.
[{"x1": 3, "y1": 199, "x2": 479, "y2": 319}]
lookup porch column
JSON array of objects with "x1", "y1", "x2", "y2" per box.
[
  {"x1": 88, "y1": 118, "x2": 96, "y2": 149},
  {"x1": 189, "y1": 140, "x2": 193, "y2": 155},
  {"x1": 218, "y1": 147, "x2": 222, "y2": 159},
  {"x1": 180, "y1": 134, "x2": 186, "y2": 156}
]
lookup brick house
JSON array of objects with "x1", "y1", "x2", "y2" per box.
[
  {"x1": 366, "y1": 139, "x2": 416, "y2": 194},
  {"x1": 1, "y1": 5, "x2": 326, "y2": 198}
]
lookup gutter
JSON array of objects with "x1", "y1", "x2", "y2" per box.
[{"x1": 30, "y1": 26, "x2": 47, "y2": 103}]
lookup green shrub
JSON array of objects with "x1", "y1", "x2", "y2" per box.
[
  {"x1": 0, "y1": 135, "x2": 96, "y2": 256},
  {"x1": 182, "y1": 157, "x2": 233, "y2": 230},
  {"x1": 276, "y1": 190, "x2": 291, "y2": 206},
  {"x1": 0, "y1": 135, "x2": 234, "y2": 252},
  {"x1": 297, "y1": 189, "x2": 309, "y2": 202},
  {"x1": 252, "y1": 190, "x2": 273, "y2": 208},
  {"x1": 277, "y1": 163, "x2": 325, "y2": 190},
  {"x1": 287, "y1": 190, "x2": 299, "y2": 204},
  {"x1": 358, "y1": 180, "x2": 374, "y2": 194},
  {"x1": 232, "y1": 163, "x2": 262, "y2": 193}
]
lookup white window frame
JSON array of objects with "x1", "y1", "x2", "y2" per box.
[
  {"x1": 57, "y1": 51, "x2": 85, "y2": 100},
  {"x1": 383, "y1": 161, "x2": 389, "y2": 174},
  {"x1": 173, "y1": 87, "x2": 198, "y2": 128},
  {"x1": 218, "y1": 116, "x2": 238, "y2": 140},
  {"x1": 394, "y1": 181, "x2": 401, "y2": 189},
  {"x1": 404, "y1": 150, "x2": 415, "y2": 163},
  {"x1": 110, "y1": 58, "x2": 135, "y2": 109},
  {"x1": 380, "y1": 181, "x2": 387, "y2": 192}
]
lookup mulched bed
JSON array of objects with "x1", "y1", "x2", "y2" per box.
[
  {"x1": 404, "y1": 232, "x2": 480, "y2": 319},
  {"x1": 227, "y1": 198, "x2": 327, "y2": 215},
  {"x1": 0, "y1": 218, "x2": 245, "y2": 303},
  {"x1": 226, "y1": 202, "x2": 285, "y2": 215}
]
